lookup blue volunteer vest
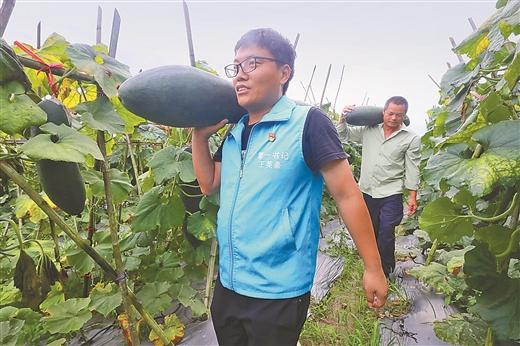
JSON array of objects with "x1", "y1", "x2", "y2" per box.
[{"x1": 217, "y1": 96, "x2": 324, "y2": 299}]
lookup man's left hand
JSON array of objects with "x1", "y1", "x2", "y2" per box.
[{"x1": 407, "y1": 196, "x2": 418, "y2": 216}]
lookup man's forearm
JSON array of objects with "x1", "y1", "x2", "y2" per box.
[{"x1": 337, "y1": 192, "x2": 382, "y2": 272}]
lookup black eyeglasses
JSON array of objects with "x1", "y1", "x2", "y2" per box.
[{"x1": 224, "y1": 56, "x2": 286, "y2": 78}]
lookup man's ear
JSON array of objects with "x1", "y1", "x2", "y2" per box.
[{"x1": 280, "y1": 65, "x2": 292, "y2": 85}]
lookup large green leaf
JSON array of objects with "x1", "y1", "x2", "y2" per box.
[
  {"x1": 21, "y1": 123, "x2": 104, "y2": 163},
  {"x1": 503, "y1": 46, "x2": 520, "y2": 89},
  {"x1": 131, "y1": 186, "x2": 185, "y2": 232},
  {"x1": 83, "y1": 168, "x2": 133, "y2": 204},
  {"x1": 67, "y1": 44, "x2": 130, "y2": 98},
  {"x1": 479, "y1": 92, "x2": 513, "y2": 123},
  {"x1": 0, "y1": 319, "x2": 24, "y2": 346},
  {"x1": 419, "y1": 197, "x2": 473, "y2": 244},
  {"x1": 39, "y1": 282, "x2": 64, "y2": 312},
  {"x1": 75, "y1": 95, "x2": 125, "y2": 134},
  {"x1": 0, "y1": 81, "x2": 47, "y2": 135},
  {"x1": 43, "y1": 297, "x2": 92, "y2": 334},
  {"x1": 475, "y1": 225, "x2": 514, "y2": 255},
  {"x1": 111, "y1": 97, "x2": 145, "y2": 134},
  {"x1": 433, "y1": 313, "x2": 487, "y2": 346},
  {"x1": 135, "y1": 282, "x2": 171, "y2": 316},
  {"x1": 0, "y1": 282, "x2": 21, "y2": 306},
  {"x1": 148, "y1": 146, "x2": 196, "y2": 184},
  {"x1": 89, "y1": 283, "x2": 122, "y2": 317},
  {"x1": 440, "y1": 63, "x2": 480, "y2": 97},
  {"x1": 465, "y1": 244, "x2": 520, "y2": 340},
  {"x1": 187, "y1": 211, "x2": 216, "y2": 241},
  {"x1": 425, "y1": 121, "x2": 520, "y2": 196}
]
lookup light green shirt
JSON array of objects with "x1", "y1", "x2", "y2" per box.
[{"x1": 337, "y1": 121, "x2": 421, "y2": 198}]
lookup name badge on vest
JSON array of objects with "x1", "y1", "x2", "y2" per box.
[{"x1": 268, "y1": 132, "x2": 276, "y2": 142}]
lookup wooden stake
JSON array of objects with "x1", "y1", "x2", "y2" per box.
[
  {"x1": 304, "y1": 65, "x2": 316, "y2": 102},
  {"x1": 36, "y1": 21, "x2": 41, "y2": 49},
  {"x1": 449, "y1": 37, "x2": 464, "y2": 63},
  {"x1": 293, "y1": 33, "x2": 300, "y2": 50}
]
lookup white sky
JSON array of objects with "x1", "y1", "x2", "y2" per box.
[{"x1": 4, "y1": 0, "x2": 498, "y2": 135}]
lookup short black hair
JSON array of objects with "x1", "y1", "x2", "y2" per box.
[
  {"x1": 384, "y1": 96, "x2": 408, "y2": 113},
  {"x1": 235, "y1": 28, "x2": 296, "y2": 95}
]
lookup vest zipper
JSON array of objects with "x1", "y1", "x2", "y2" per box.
[{"x1": 228, "y1": 123, "x2": 258, "y2": 289}]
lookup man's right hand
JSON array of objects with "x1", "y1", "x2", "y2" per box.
[
  {"x1": 193, "y1": 119, "x2": 229, "y2": 141},
  {"x1": 341, "y1": 104, "x2": 356, "y2": 120}
]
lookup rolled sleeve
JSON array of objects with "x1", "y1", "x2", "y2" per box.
[
  {"x1": 336, "y1": 119, "x2": 365, "y2": 144},
  {"x1": 404, "y1": 135, "x2": 421, "y2": 191}
]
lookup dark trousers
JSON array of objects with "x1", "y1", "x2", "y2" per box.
[
  {"x1": 363, "y1": 193, "x2": 403, "y2": 276},
  {"x1": 211, "y1": 278, "x2": 310, "y2": 346}
]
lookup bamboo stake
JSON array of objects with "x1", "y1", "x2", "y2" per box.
[
  {"x1": 304, "y1": 65, "x2": 316, "y2": 102},
  {"x1": 18, "y1": 56, "x2": 94, "y2": 82},
  {"x1": 449, "y1": 37, "x2": 464, "y2": 63},
  {"x1": 319, "y1": 64, "x2": 332, "y2": 107},
  {"x1": 0, "y1": 0, "x2": 16, "y2": 37},
  {"x1": 183, "y1": 0, "x2": 196, "y2": 67},
  {"x1": 0, "y1": 161, "x2": 172, "y2": 345},
  {"x1": 96, "y1": 6, "x2": 102, "y2": 44},
  {"x1": 293, "y1": 33, "x2": 300, "y2": 50},
  {"x1": 428, "y1": 74, "x2": 441, "y2": 89},
  {"x1": 468, "y1": 17, "x2": 477, "y2": 31},
  {"x1": 36, "y1": 21, "x2": 41, "y2": 49},
  {"x1": 332, "y1": 64, "x2": 345, "y2": 113}
]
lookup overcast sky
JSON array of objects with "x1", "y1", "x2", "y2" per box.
[{"x1": 4, "y1": 0, "x2": 498, "y2": 134}]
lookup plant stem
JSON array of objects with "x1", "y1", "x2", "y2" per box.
[
  {"x1": 426, "y1": 238, "x2": 438, "y2": 265},
  {"x1": 468, "y1": 193, "x2": 519, "y2": 222},
  {"x1": 0, "y1": 160, "x2": 172, "y2": 345},
  {"x1": 97, "y1": 130, "x2": 140, "y2": 346},
  {"x1": 472, "y1": 143, "x2": 483, "y2": 159},
  {"x1": 204, "y1": 238, "x2": 217, "y2": 309},
  {"x1": 125, "y1": 134, "x2": 141, "y2": 196}
]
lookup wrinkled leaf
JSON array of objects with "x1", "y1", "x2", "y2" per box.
[
  {"x1": 475, "y1": 225, "x2": 514, "y2": 255},
  {"x1": 433, "y1": 313, "x2": 487, "y2": 346}
]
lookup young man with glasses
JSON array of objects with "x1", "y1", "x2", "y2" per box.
[
  {"x1": 192, "y1": 28, "x2": 387, "y2": 345},
  {"x1": 339, "y1": 97, "x2": 421, "y2": 278}
]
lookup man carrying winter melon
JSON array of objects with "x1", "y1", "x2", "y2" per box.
[
  {"x1": 339, "y1": 98, "x2": 421, "y2": 278},
  {"x1": 191, "y1": 28, "x2": 387, "y2": 346}
]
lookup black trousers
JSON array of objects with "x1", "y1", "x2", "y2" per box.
[
  {"x1": 211, "y1": 278, "x2": 310, "y2": 346},
  {"x1": 363, "y1": 193, "x2": 404, "y2": 276}
]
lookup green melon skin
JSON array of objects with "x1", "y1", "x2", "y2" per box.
[
  {"x1": 118, "y1": 65, "x2": 247, "y2": 128},
  {"x1": 345, "y1": 106, "x2": 410, "y2": 127},
  {"x1": 32, "y1": 99, "x2": 86, "y2": 215}
]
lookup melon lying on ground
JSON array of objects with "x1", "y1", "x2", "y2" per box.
[
  {"x1": 118, "y1": 65, "x2": 246, "y2": 128},
  {"x1": 31, "y1": 98, "x2": 86, "y2": 215},
  {"x1": 344, "y1": 106, "x2": 410, "y2": 127}
]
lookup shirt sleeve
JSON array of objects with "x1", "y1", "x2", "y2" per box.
[
  {"x1": 336, "y1": 116, "x2": 365, "y2": 144},
  {"x1": 303, "y1": 107, "x2": 348, "y2": 171},
  {"x1": 404, "y1": 135, "x2": 421, "y2": 191}
]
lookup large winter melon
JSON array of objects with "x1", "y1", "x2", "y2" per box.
[
  {"x1": 118, "y1": 65, "x2": 246, "y2": 128},
  {"x1": 32, "y1": 99, "x2": 86, "y2": 215},
  {"x1": 344, "y1": 106, "x2": 410, "y2": 126}
]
